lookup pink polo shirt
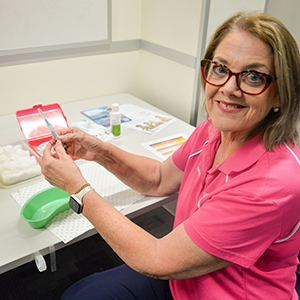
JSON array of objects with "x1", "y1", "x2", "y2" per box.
[{"x1": 170, "y1": 120, "x2": 300, "y2": 300}]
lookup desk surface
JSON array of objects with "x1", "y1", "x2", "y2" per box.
[{"x1": 0, "y1": 93, "x2": 194, "y2": 274}]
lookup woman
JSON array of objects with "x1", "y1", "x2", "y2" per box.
[{"x1": 39, "y1": 12, "x2": 300, "y2": 300}]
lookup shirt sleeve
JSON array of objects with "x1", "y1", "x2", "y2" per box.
[
  {"x1": 172, "y1": 137, "x2": 191, "y2": 172},
  {"x1": 184, "y1": 189, "x2": 282, "y2": 268},
  {"x1": 173, "y1": 121, "x2": 209, "y2": 171}
]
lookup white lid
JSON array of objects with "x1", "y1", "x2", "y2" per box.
[{"x1": 111, "y1": 103, "x2": 119, "y2": 112}]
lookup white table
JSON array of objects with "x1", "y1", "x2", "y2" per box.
[{"x1": 0, "y1": 93, "x2": 195, "y2": 274}]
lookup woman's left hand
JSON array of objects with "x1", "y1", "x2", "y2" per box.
[{"x1": 38, "y1": 140, "x2": 87, "y2": 195}]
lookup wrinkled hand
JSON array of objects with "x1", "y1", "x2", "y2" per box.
[
  {"x1": 54, "y1": 127, "x2": 101, "y2": 161},
  {"x1": 38, "y1": 140, "x2": 87, "y2": 195}
]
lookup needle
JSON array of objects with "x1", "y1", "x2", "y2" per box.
[{"x1": 37, "y1": 108, "x2": 66, "y2": 149}]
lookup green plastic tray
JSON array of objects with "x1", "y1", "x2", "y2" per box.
[{"x1": 20, "y1": 186, "x2": 70, "y2": 228}]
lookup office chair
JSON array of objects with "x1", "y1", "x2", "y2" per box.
[{"x1": 296, "y1": 253, "x2": 300, "y2": 296}]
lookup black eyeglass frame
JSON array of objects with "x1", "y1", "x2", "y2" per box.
[{"x1": 201, "y1": 59, "x2": 277, "y2": 96}]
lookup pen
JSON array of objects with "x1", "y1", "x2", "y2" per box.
[{"x1": 37, "y1": 108, "x2": 66, "y2": 148}]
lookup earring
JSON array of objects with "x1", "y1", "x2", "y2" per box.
[{"x1": 273, "y1": 107, "x2": 279, "y2": 113}]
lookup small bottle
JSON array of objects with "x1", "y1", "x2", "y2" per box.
[{"x1": 111, "y1": 103, "x2": 121, "y2": 138}]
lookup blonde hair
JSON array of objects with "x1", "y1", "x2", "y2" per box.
[{"x1": 201, "y1": 12, "x2": 300, "y2": 150}]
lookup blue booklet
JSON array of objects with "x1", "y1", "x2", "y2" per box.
[{"x1": 81, "y1": 106, "x2": 131, "y2": 127}]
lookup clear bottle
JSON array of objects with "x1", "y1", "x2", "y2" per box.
[{"x1": 111, "y1": 103, "x2": 121, "y2": 138}]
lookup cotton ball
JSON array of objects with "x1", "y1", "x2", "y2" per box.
[
  {"x1": 28, "y1": 156, "x2": 37, "y2": 165},
  {"x1": 19, "y1": 161, "x2": 29, "y2": 170},
  {"x1": 18, "y1": 156, "x2": 30, "y2": 163},
  {"x1": 3, "y1": 145, "x2": 14, "y2": 155},
  {"x1": 0, "y1": 155, "x2": 7, "y2": 164},
  {"x1": 14, "y1": 148, "x2": 24, "y2": 155},
  {"x1": 20, "y1": 149, "x2": 30, "y2": 157},
  {"x1": 13, "y1": 144, "x2": 22, "y2": 151},
  {"x1": 18, "y1": 170, "x2": 29, "y2": 182},
  {"x1": 2, "y1": 161, "x2": 12, "y2": 170},
  {"x1": 33, "y1": 164, "x2": 41, "y2": 175},
  {"x1": 25, "y1": 169, "x2": 35, "y2": 179},
  {"x1": 10, "y1": 161, "x2": 19, "y2": 173},
  {"x1": 10, "y1": 153, "x2": 22, "y2": 161},
  {"x1": 0, "y1": 142, "x2": 41, "y2": 185},
  {"x1": 1, "y1": 169, "x2": 10, "y2": 175},
  {"x1": 16, "y1": 156, "x2": 31, "y2": 170}
]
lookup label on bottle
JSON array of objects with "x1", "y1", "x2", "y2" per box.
[
  {"x1": 111, "y1": 124, "x2": 121, "y2": 137},
  {"x1": 111, "y1": 111, "x2": 121, "y2": 137}
]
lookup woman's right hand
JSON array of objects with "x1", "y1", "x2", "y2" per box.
[{"x1": 54, "y1": 127, "x2": 102, "y2": 161}]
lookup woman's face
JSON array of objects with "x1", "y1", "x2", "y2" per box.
[{"x1": 206, "y1": 30, "x2": 279, "y2": 141}]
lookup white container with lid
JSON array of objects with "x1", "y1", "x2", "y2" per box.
[
  {"x1": 0, "y1": 139, "x2": 41, "y2": 187},
  {"x1": 111, "y1": 103, "x2": 121, "y2": 138}
]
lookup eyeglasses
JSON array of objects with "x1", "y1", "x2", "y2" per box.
[{"x1": 201, "y1": 59, "x2": 277, "y2": 95}]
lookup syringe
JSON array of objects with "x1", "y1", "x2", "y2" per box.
[{"x1": 37, "y1": 108, "x2": 66, "y2": 148}]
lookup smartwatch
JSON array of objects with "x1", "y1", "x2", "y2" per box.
[{"x1": 69, "y1": 183, "x2": 94, "y2": 214}]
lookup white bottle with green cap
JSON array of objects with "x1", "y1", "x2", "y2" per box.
[{"x1": 111, "y1": 103, "x2": 121, "y2": 138}]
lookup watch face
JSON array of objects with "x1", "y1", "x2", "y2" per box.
[{"x1": 69, "y1": 196, "x2": 82, "y2": 214}]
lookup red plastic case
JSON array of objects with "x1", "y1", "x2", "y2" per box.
[{"x1": 16, "y1": 104, "x2": 69, "y2": 156}]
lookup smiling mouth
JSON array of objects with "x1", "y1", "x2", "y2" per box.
[{"x1": 217, "y1": 101, "x2": 245, "y2": 109}]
